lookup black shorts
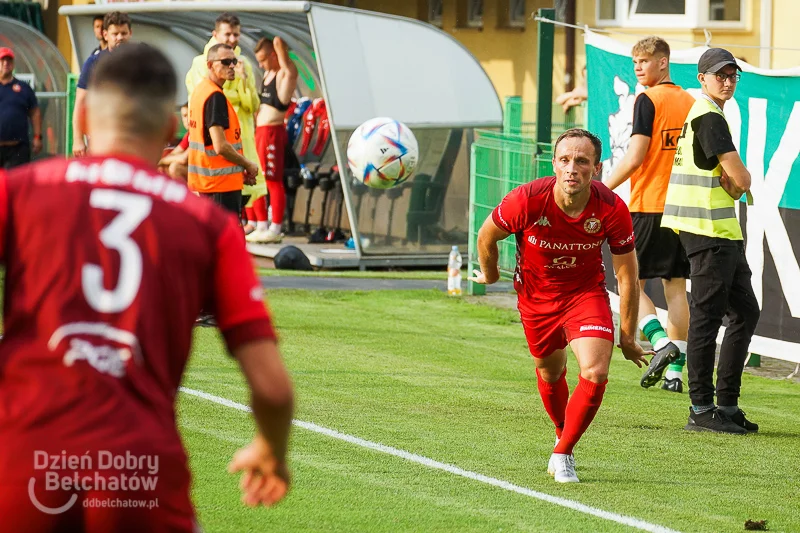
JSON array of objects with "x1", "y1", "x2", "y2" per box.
[
  {"x1": 632, "y1": 213, "x2": 690, "y2": 280},
  {"x1": 200, "y1": 190, "x2": 242, "y2": 217}
]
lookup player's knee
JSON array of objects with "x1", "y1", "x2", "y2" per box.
[{"x1": 580, "y1": 366, "x2": 608, "y2": 384}]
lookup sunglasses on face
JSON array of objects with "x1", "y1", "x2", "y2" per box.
[
  {"x1": 708, "y1": 72, "x2": 741, "y2": 83},
  {"x1": 216, "y1": 58, "x2": 238, "y2": 67}
]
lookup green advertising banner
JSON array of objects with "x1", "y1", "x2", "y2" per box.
[{"x1": 586, "y1": 31, "x2": 800, "y2": 360}]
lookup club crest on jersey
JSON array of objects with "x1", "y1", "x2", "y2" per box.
[
  {"x1": 534, "y1": 216, "x2": 550, "y2": 227},
  {"x1": 584, "y1": 217, "x2": 601, "y2": 234},
  {"x1": 12, "y1": 84, "x2": 22, "y2": 93}
]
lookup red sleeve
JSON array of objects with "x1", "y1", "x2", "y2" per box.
[
  {"x1": 212, "y1": 216, "x2": 277, "y2": 351},
  {"x1": 0, "y1": 170, "x2": 8, "y2": 261},
  {"x1": 491, "y1": 185, "x2": 529, "y2": 234},
  {"x1": 606, "y1": 195, "x2": 635, "y2": 255},
  {"x1": 178, "y1": 133, "x2": 189, "y2": 151}
]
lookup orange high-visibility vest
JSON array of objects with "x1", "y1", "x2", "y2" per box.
[
  {"x1": 187, "y1": 78, "x2": 244, "y2": 193},
  {"x1": 628, "y1": 84, "x2": 695, "y2": 213}
]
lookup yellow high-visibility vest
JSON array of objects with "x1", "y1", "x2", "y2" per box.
[{"x1": 661, "y1": 96, "x2": 743, "y2": 241}]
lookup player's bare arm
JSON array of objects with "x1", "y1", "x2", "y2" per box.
[
  {"x1": 469, "y1": 215, "x2": 509, "y2": 285},
  {"x1": 228, "y1": 338, "x2": 294, "y2": 507},
  {"x1": 718, "y1": 150, "x2": 751, "y2": 200},
  {"x1": 604, "y1": 134, "x2": 649, "y2": 191},
  {"x1": 612, "y1": 250, "x2": 651, "y2": 367},
  {"x1": 209, "y1": 124, "x2": 258, "y2": 184},
  {"x1": 273, "y1": 37, "x2": 298, "y2": 103}
]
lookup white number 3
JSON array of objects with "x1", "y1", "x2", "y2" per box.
[{"x1": 82, "y1": 190, "x2": 152, "y2": 313}]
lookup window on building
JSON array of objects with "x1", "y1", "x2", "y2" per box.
[
  {"x1": 467, "y1": 0, "x2": 483, "y2": 28},
  {"x1": 508, "y1": 0, "x2": 526, "y2": 27},
  {"x1": 598, "y1": 0, "x2": 745, "y2": 27},
  {"x1": 599, "y1": 0, "x2": 616, "y2": 20},
  {"x1": 428, "y1": 0, "x2": 443, "y2": 27},
  {"x1": 709, "y1": 0, "x2": 741, "y2": 21},
  {"x1": 629, "y1": 0, "x2": 685, "y2": 15}
]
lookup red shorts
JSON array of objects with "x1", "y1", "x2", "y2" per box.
[
  {"x1": 520, "y1": 291, "x2": 614, "y2": 358},
  {"x1": 256, "y1": 124, "x2": 287, "y2": 183}
]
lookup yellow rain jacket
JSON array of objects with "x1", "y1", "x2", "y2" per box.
[{"x1": 186, "y1": 38, "x2": 267, "y2": 203}]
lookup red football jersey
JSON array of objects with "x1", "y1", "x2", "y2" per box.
[
  {"x1": 0, "y1": 155, "x2": 275, "y2": 479},
  {"x1": 492, "y1": 177, "x2": 635, "y2": 305}
]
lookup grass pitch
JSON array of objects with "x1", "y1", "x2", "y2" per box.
[{"x1": 180, "y1": 289, "x2": 800, "y2": 533}]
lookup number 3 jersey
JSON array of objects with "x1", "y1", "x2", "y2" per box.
[
  {"x1": 0, "y1": 155, "x2": 275, "y2": 472},
  {"x1": 491, "y1": 177, "x2": 635, "y2": 307}
]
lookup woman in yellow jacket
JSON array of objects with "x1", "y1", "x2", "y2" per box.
[{"x1": 185, "y1": 13, "x2": 266, "y2": 230}]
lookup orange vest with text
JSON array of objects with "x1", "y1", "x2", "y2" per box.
[
  {"x1": 187, "y1": 78, "x2": 244, "y2": 193},
  {"x1": 628, "y1": 83, "x2": 695, "y2": 213}
]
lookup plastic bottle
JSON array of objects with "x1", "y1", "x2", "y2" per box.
[{"x1": 447, "y1": 245, "x2": 463, "y2": 296}]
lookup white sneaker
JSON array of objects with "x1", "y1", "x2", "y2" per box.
[
  {"x1": 550, "y1": 453, "x2": 579, "y2": 483},
  {"x1": 547, "y1": 437, "x2": 560, "y2": 476},
  {"x1": 246, "y1": 228, "x2": 283, "y2": 243}
]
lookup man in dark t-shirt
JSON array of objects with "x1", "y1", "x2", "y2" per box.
[
  {"x1": 0, "y1": 47, "x2": 41, "y2": 168},
  {"x1": 73, "y1": 12, "x2": 132, "y2": 157}
]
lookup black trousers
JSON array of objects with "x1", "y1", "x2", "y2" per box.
[
  {"x1": 200, "y1": 190, "x2": 242, "y2": 217},
  {"x1": 682, "y1": 239, "x2": 760, "y2": 407},
  {"x1": 0, "y1": 143, "x2": 31, "y2": 169}
]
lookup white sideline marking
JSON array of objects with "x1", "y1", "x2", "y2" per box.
[{"x1": 180, "y1": 387, "x2": 681, "y2": 533}]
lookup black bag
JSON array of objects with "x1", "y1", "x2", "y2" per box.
[{"x1": 273, "y1": 245, "x2": 313, "y2": 271}]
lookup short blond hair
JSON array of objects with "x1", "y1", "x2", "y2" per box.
[{"x1": 632, "y1": 36, "x2": 670, "y2": 59}]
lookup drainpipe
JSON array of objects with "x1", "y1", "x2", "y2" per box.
[
  {"x1": 565, "y1": 0, "x2": 576, "y2": 91},
  {"x1": 759, "y1": 0, "x2": 772, "y2": 68}
]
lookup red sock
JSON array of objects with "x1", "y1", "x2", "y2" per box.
[
  {"x1": 536, "y1": 368, "x2": 569, "y2": 438},
  {"x1": 553, "y1": 376, "x2": 606, "y2": 455},
  {"x1": 252, "y1": 195, "x2": 269, "y2": 222},
  {"x1": 244, "y1": 207, "x2": 256, "y2": 225},
  {"x1": 266, "y1": 180, "x2": 286, "y2": 225}
]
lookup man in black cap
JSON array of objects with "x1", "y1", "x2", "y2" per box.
[{"x1": 661, "y1": 48, "x2": 760, "y2": 434}]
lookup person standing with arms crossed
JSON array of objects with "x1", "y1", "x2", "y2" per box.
[
  {"x1": 604, "y1": 36, "x2": 695, "y2": 393},
  {"x1": 0, "y1": 44, "x2": 293, "y2": 531},
  {"x1": 662, "y1": 48, "x2": 760, "y2": 434},
  {"x1": 471, "y1": 129, "x2": 650, "y2": 483},
  {"x1": 186, "y1": 13, "x2": 265, "y2": 230},
  {"x1": 247, "y1": 36, "x2": 298, "y2": 244},
  {"x1": 188, "y1": 44, "x2": 259, "y2": 215}
]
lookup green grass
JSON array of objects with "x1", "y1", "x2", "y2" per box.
[
  {"x1": 257, "y1": 268, "x2": 452, "y2": 280},
  {"x1": 180, "y1": 290, "x2": 800, "y2": 533}
]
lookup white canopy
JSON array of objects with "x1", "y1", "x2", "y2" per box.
[{"x1": 58, "y1": 1, "x2": 502, "y2": 129}]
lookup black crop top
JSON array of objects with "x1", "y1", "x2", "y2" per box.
[{"x1": 259, "y1": 74, "x2": 290, "y2": 112}]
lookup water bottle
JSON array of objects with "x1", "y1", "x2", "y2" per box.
[{"x1": 447, "y1": 245, "x2": 463, "y2": 296}]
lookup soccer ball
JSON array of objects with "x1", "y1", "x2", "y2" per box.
[{"x1": 346, "y1": 117, "x2": 419, "y2": 189}]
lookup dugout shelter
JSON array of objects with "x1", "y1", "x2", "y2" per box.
[{"x1": 58, "y1": 1, "x2": 503, "y2": 268}]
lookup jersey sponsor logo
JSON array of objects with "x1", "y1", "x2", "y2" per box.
[
  {"x1": 495, "y1": 207, "x2": 510, "y2": 231},
  {"x1": 534, "y1": 216, "x2": 551, "y2": 227},
  {"x1": 49, "y1": 322, "x2": 142, "y2": 378},
  {"x1": 618, "y1": 233, "x2": 634, "y2": 246},
  {"x1": 660, "y1": 128, "x2": 683, "y2": 150},
  {"x1": 527, "y1": 235, "x2": 602, "y2": 251},
  {"x1": 579, "y1": 324, "x2": 613, "y2": 334},
  {"x1": 544, "y1": 256, "x2": 577, "y2": 269},
  {"x1": 584, "y1": 217, "x2": 602, "y2": 234},
  {"x1": 65, "y1": 160, "x2": 187, "y2": 203},
  {"x1": 63, "y1": 338, "x2": 133, "y2": 378}
]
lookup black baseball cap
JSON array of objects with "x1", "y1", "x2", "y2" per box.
[{"x1": 698, "y1": 48, "x2": 742, "y2": 74}]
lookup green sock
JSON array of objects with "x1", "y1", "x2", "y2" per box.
[
  {"x1": 638, "y1": 314, "x2": 668, "y2": 350},
  {"x1": 668, "y1": 353, "x2": 686, "y2": 372}
]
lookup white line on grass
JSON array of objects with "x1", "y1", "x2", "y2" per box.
[{"x1": 180, "y1": 386, "x2": 681, "y2": 533}]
